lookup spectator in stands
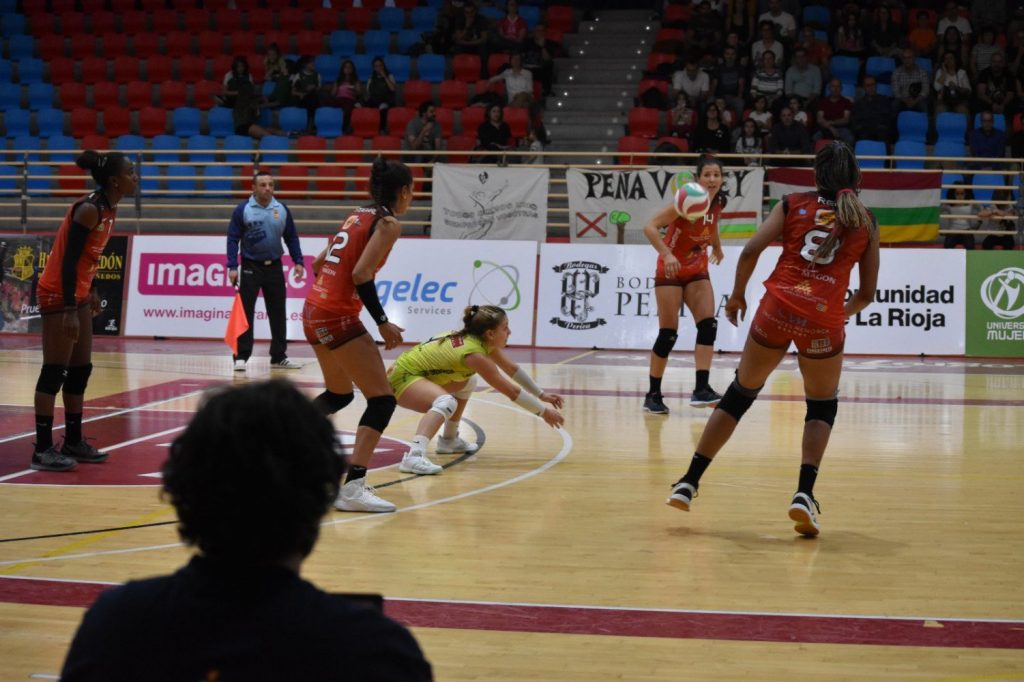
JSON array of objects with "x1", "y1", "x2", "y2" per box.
[
  {"x1": 971, "y1": 0, "x2": 1006, "y2": 38},
  {"x1": 714, "y1": 97, "x2": 736, "y2": 129},
  {"x1": 326, "y1": 60, "x2": 362, "y2": 135},
  {"x1": 748, "y1": 94, "x2": 772, "y2": 134},
  {"x1": 942, "y1": 186, "x2": 977, "y2": 249},
  {"x1": 290, "y1": 56, "x2": 321, "y2": 130},
  {"x1": 815, "y1": 78, "x2": 855, "y2": 146},
  {"x1": 758, "y1": 0, "x2": 795, "y2": 40},
  {"x1": 851, "y1": 75, "x2": 895, "y2": 142},
  {"x1": 365, "y1": 57, "x2": 397, "y2": 129},
  {"x1": 787, "y1": 95, "x2": 809, "y2": 127},
  {"x1": 475, "y1": 103, "x2": 513, "y2": 159},
  {"x1": 715, "y1": 45, "x2": 747, "y2": 118},
  {"x1": 520, "y1": 126, "x2": 545, "y2": 163},
  {"x1": 939, "y1": 27, "x2": 969, "y2": 67},
  {"x1": 969, "y1": 111, "x2": 1007, "y2": 168},
  {"x1": 970, "y1": 27, "x2": 1002, "y2": 79},
  {"x1": 425, "y1": 0, "x2": 459, "y2": 55},
  {"x1": 453, "y1": 3, "x2": 490, "y2": 75},
  {"x1": 908, "y1": 11, "x2": 938, "y2": 58},
  {"x1": 978, "y1": 189, "x2": 1018, "y2": 250},
  {"x1": 937, "y1": 1, "x2": 972, "y2": 39},
  {"x1": 834, "y1": 10, "x2": 866, "y2": 58},
  {"x1": 784, "y1": 47, "x2": 821, "y2": 102},
  {"x1": 494, "y1": 0, "x2": 528, "y2": 52},
  {"x1": 1006, "y1": 28, "x2": 1024, "y2": 73},
  {"x1": 670, "y1": 92, "x2": 697, "y2": 141},
  {"x1": 752, "y1": 21, "x2": 784, "y2": 67},
  {"x1": 870, "y1": 6, "x2": 902, "y2": 58},
  {"x1": 725, "y1": 0, "x2": 757, "y2": 42},
  {"x1": 263, "y1": 44, "x2": 291, "y2": 109},
  {"x1": 488, "y1": 51, "x2": 533, "y2": 108},
  {"x1": 521, "y1": 23, "x2": 556, "y2": 97},
  {"x1": 750, "y1": 51, "x2": 784, "y2": 105},
  {"x1": 233, "y1": 88, "x2": 285, "y2": 140},
  {"x1": 1009, "y1": 3, "x2": 1024, "y2": 36},
  {"x1": 768, "y1": 107, "x2": 811, "y2": 165},
  {"x1": 934, "y1": 51, "x2": 972, "y2": 115},
  {"x1": 892, "y1": 48, "x2": 931, "y2": 113},
  {"x1": 690, "y1": 1, "x2": 725, "y2": 53},
  {"x1": 724, "y1": 31, "x2": 751, "y2": 69},
  {"x1": 692, "y1": 102, "x2": 731, "y2": 153},
  {"x1": 976, "y1": 52, "x2": 1016, "y2": 116},
  {"x1": 795, "y1": 24, "x2": 830, "y2": 68},
  {"x1": 221, "y1": 57, "x2": 254, "y2": 109},
  {"x1": 406, "y1": 101, "x2": 440, "y2": 165},
  {"x1": 672, "y1": 59, "x2": 711, "y2": 107},
  {"x1": 734, "y1": 118, "x2": 764, "y2": 165}
]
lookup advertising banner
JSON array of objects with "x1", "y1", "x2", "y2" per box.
[
  {"x1": 125, "y1": 237, "x2": 537, "y2": 345},
  {"x1": 430, "y1": 164, "x2": 549, "y2": 242},
  {"x1": 536, "y1": 244, "x2": 966, "y2": 354},
  {"x1": 0, "y1": 234, "x2": 127, "y2": 336},
  {"x1": 566, "y1": 167, "x2": 763, "y2": 244},
  {"x1": 966, "y1": 251, "x2": 1024, "y2": 357}
]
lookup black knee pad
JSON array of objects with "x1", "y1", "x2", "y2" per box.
[
  {"x1": 652, "y1": 328, "x2": 678, "y2": 358},
  {"x1": 35, "y1": 364, "x2": 67, "y2": 396},
  {"x1": 359, "y1": 395, "x2": 397, "y2": 433},
  {"x1": 715, "y1": 378, "x2": 762, "y2": 422},
  {"x1": 805, "y1": 397, "x2": 838, "y2": 427},
  {"x1": 314, "y1": 390, "x2": 354, "y2": 416},
  {"x1": 63, "y1": 363, "x2": 93, "y2": 395},
  {"x1": 695, "y1": 318, "x2": 717, "y2": 346}
]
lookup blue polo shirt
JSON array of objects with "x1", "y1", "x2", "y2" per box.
[{"x1": 226, "y1": 195, "x2": 304, "y2": 269}]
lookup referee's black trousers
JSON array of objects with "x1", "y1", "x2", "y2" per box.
[{"x1": 236, "y1": 259, "x2": 288, "y2": 363}]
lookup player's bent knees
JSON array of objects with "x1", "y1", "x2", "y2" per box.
[
  {"x1": 429, "y1": 394, "x2": 457, "y2": 420},
  {"x1": 652, "y1": 328, "x2": 678, "y2": 358},
  {"x1": 452, "y1": 375, "x2": 477, "y2": 400},
  {"x1": 715, "y1": 378, "x2": 762, "y2": 422},
  {"x1": 314, "y1": 390, "x2": 354, "y2": 416},
  {"x1": 359, "y1": 395, "x2": 397, "y2": 432},
  {"x1": 805, "y1": 396, "x2": 838, "y2": 428}
]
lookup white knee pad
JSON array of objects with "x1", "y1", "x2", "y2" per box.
[
  {"x1": 452, "y1": 375, "x2": 478, "y2": 400},
  {"x1": 429, "y1": 394, "x2": 458, "y2": 420}
]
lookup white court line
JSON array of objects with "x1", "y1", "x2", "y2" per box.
[{"x1": 0, "y1": 397, "x2": 572, "y2": 567}]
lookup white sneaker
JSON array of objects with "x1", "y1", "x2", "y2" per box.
[
  {"x1": 788, "y1": 492, "x2": 821, "y2": 537},
  {"x1": 334, "y1": 478, "x2": 396, "y2": 513},
  {"x1": 270, "y1": 357, "x2": 303, "y2": 369},
  {"x1": 436, "y1": 435, "x2": 479, "y2": 454},
  {"x1": 399, "y1": 450, "x2": 443, "y2": 475},
  {"x1": 666, "y1": 481, "x2": 697, "y2": 511},
  {"x1": 233, "y1": 359, "x2": 246, "y2": 372}
]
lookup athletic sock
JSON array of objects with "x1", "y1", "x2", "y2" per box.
[
  {"x1": 695, "y1": 370, "x2": 710, "y2": 391},
  {"x1": 798, "y1": 464, "x2": 818, "y2": 497},
  {"x1": 681, "y1": 452, "x2": 713, "y2": 487},
  {"x1": 65, "y1": 412, "x2": 83, "y2": 444},
  {"x1": 649, "y1": 375, "x2": 663, "y2": 395},
  {"x1": 442, "y1": 420, "x2": 459, "y2": 440},
  {"x1": 411, "y1": 435, "x2": 429, "y2": 452},
  {"x1": 35, "y1": 415, "x2": 54, "y2": 451},
  {"x1": 346, "y1": 465, "x2": 367, "y2": 483}
]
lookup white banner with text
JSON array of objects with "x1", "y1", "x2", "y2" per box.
[{"x1": 430, "y1": 164, "x2": 549, "y2": 242}]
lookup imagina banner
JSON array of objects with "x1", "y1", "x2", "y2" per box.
[
  {"x1": 430, "y1": 164, "x2": 549, "y2": 242},
  {"x1": 966, "y1": 251, "x2": 1024, "y2": 357},
  {"x1": 566, "y1": 167, "x2": 764, "y2": 244}
]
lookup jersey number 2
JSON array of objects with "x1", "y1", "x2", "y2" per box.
[{"x1": 324, "y1": 216, "x2": 358, "y2": 264}]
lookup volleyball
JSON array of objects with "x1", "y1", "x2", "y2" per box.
[{"x1": 674, "y1": 182, "x2": 710, "y2": 221}]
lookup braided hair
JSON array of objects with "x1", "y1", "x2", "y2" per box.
[
  {"x1": 368, "y1": 155, "x2": 413, "y2": 214},
  {"x1": 812, "y1": 142, "x2": 876, "y2": 263},
  {"x1": 75, "y1": 150, "x2": 128, "y2": 189}
]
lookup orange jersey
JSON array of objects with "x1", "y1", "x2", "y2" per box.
[
  {"x1": 37, "y1": 192, "x2": 117, "y2": 305},
  {"x1": 763, "y1": 192, "x2": 872, "y2": 328},
  {"x1": 306, "y1": 206, "x2": 393, "y2": 317},
  {"x1": 655, "y1": 200, "x2": 722, "y2": 278}
]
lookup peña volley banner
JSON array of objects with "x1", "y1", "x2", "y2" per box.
[
  {"x1": 430, "y1": 164, "x2": 549, "y2": 242},
  {"x1": 767, "y1": 168, "x2": 941, "y2": 242},
  {"x1": 567, "y1": 167, "x2": 764, "y2": 244}
]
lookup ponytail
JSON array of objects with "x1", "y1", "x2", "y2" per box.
[
  {"x1": 368, "y1": 155, "x2": 413, "y2": 213},
  {"x1": 811, "y1": 142, "x2": 878, "y2": 263},
  {"x1": 439, "y1": 304, "x2": 506, "y2": 343},
  {"x1": 76, "y1": 149, "x2": 126, "y2": 189}
]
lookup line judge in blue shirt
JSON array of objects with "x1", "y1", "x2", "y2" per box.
[{"x1": 227, "y1": 171, "x2": 306, "y2": 371}]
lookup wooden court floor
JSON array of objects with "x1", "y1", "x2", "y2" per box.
[{"x1": 1, "y1": 335, "x2": 1023, "y2": 680}]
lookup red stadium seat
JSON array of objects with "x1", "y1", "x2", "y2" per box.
[
  {"x1": 69, "y1": 34, "x2": 98, "y2": 59},
  {"x1": 158, "y1": 81, "x2": 188, "y2": 110},
  {"x1": 164, "y1": 32, "x2": 193, "y2": 58},
  {"x1": 112, "y1": 56, "x2": 141, "y2": 83},
  {"x1": 80, "y1": 134, "x2": 109, "y2": 152},
  {"x1": 386, "y1": 107, "x2": 415, "y2": 137},
  {"x1": 344, "y1": 7, "x2": 373, "y2": 33},
  {"x1": 617, "y1": 135, "x2": 650, "y2": 165},
  {"x1": 178, "y1": 56, "x2": 208, "y2": 83},
  {"x1": 278, "y1": 9, "x2": 308, "y2": 33},
  {"x1": 125, "y1": 81, "x2": 153, "y2": 110},
  {"x1": 192, "y1": 80, "x2": 222, "y2": 109},
  {"x1": 210, "y1": 9, "x2": 242, "y2": 32},
  {"x1": 70, "y1": 108, "x2": 99, "y2": 138},
  {"x1": 371, "y1": 135, "x2": 402, "y2": 160},
  {"x1": 647, "y1": 52, "x2": 675, "y2": 72},
  {"x1": 351, "y1": 163, "x2": 372, "y2": 197},
  {"x1": 80, "y1": 57, "x2": 109, "y2": 84},
  {"x1": 504, "y1": 106, "x2": 528, "y2": 139},
  {"x1": 146, "y1": 56, "x2": 174, "y2": 84},
  {"x1": 197, "y1": 31, "x2": 226, "y2": 57},
  {"x1": 311, "y1": 8, "x2": 339, "y2": 33},
  {"x1": 663, "y1": 4, "x2": 693, "y2": 23},
  {"x1": 332, "y1": 135, "x2": 365, "y2": 162},
  {"x1": 182, "y1": 9, "x2": 209, "y2": 34},
  {"x1": 59, "y1": 82, "x2": 87, "y2": 109},
  {"x1": 445, "y1": 134, "x2": 476, "y2": 163},
  {"x1": 439, "y1": 80, "x2": 468, "y2": 109},
  {"x1": 210, "y1": 55, "x2": 234, "y2": 81},
  {"x1": 276, "y1": 164, "x2": 310, "y2": 196},
  {"x1": 229, "y1": 32, "x2": 257, "y2": 58},
  {"x1": 487, "y1": 53, "x2": 510, "y2": 76},
  {"x1": 435, "y1": 106, "x2": 455, "y2": 138},
  {"x1": 546, "y1": 5, "x2": 574, "y2": 33},
  {"x1": 58, "y1": 163, "x2": 89, "y2": 194},
  {"x1": 627, "y1": 107, "x2": 660, "y2": 138},
  {"x1": 121, "y1": 11, "x2": 147, "y2": 34},
  {"x1": 49, "y1": 58, "x2": 76, "y2": 85},
  {"x1": 545, "y1": 27, "x2": 564, "y2": 44},
  {"x1": 349, "y1": 108, "x2": 380, "y2": 139},
  {"x1": 37, "y1": 35, "x2": 66, "y2": 60},
  {"x1": 131, "y1": 33, "x2": 162, "y2": 59},
  {"x1": 296, "y1": 31, "x2": 324, "y2": 56},
  {"x1": 296, "y1": 135, "x2": 328, "y2": 164},
  {"x1": 246, "y1": 9, "x2": 273, "y2": 34},
  {"x1": 316, "y1": 164, "x2": 349, "y2": 196},
  {"x1": 459, "y1": 106, "x2": 485, "y2": 135},
  {"x1": 151, "y1": 10, "x2": 179, "y2": 34},
  {"x1": 102, "y1": 106, "x2": 132, "y2": 137},
  {"x1": 89, "y1": 10, "x2": 115, "y2": 33},
  {"x1": 92, "y1": 81, "x2": 121, "y2": 108},
  {"x1": 402, "y1": 80, "x2": 433, "y2": 110},
  {"x1": 453, "y1": 54, "x2": 481, "y2": 82},
  {"x1": 138, "y1": 107, "x2": 168, "y2": 136}
]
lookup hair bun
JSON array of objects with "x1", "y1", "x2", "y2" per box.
[{"x1": 75, "y1": 150, "x2": 101, "y2": 172}]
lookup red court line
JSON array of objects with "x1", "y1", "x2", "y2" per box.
[
  {"x1": 2, "y1": 577, "x2": 1021, "y2": 649},
  {"x1": 554, "y1": 388, "x2": 1024, "y2": 408}
]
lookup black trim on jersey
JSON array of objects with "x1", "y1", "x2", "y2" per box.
[{"x1": 60, "y1": 193, "x2": 110, "y2": 308}]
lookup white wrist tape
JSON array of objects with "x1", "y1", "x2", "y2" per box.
[
  {"x1": 512, "y1": 367, "x2": 543, "y2": 397},
  {"x1": 514, "y1": 388, "x2": 545, "y2": 415}
]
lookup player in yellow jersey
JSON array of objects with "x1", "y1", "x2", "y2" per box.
[{"x1": 388, "y1": 305, "x2": 565, "y2": 474}]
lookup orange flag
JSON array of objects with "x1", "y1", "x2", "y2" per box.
[{"x1": 224, "y1": 291, "x2": 250, "y2": 355}]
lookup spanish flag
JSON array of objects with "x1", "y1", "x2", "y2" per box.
[{"x1": 224, "y1": 292, "x2": 249, "y2": 355}]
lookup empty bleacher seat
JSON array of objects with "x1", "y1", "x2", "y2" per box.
[
  {"x1": 223, "y1": 134, "x2": 253, "y2": 162},
  {"x1": 4, "y1": 109, "x2": 31, "y2": 137},
  {"x1": 386, "y1": 106, "x2": 414, "y2": 136},
  {"x1": 36, "y1": 108, "x2": 64, "y2": 137},
  {"x1": 377, "y1": 7, "x2": 404, "y2": 32},
  {"x1": 893, "y1": 140, "x2": 926, "y2": 169},
  {"x1": 897, "y1": 111, "x2": 928, "y2": 143},
  {"x1": 385, "y1": 55, "x2": 411, "y2": 83},
  {"x1": 854, "y1": 139, "x2": 887, "y2": 168},
  {"x1": 362, "y1": 30, "x2": 392, "y2": 55},
  {"x1": 172, "y1": 107, "x2": 202, "y2": 137},
  {"x1": 0, "y1": 83, "x2": 21, "y2": 110},
  {"x1": 416, "y1": 54, "x2": 446, "y2": 83},
  {"x1": 17, "y1": 58, "x2": 45, "y2": 83},
  {"x1": 259, "y1": 135, "x2": 290, "y2": 164},
  {"x1": 403, "y1": 80, "x2": 434, "y2": 109},
  {"x1": 617, "y1": 135, "x2": 650, "y2": 165},
  {"x1": 802, "y1": 5, "x2": 831, "y2": 29},
  {"x1": 187, "y1": 134, "x2": 217, "y2": 163},
  {"x1": 139, "y1": 107, "x2": 168, "y2": 136},
  {"x1": 314, "y1": 107, "x2": 344, "y2": 137},
  {"x1": 208, "y1": 107, "x2": 234, "y2": 137},
  {"x1": 865, "y1": 57, "x2": 896, "y2": 83},
  {"x1": 12, "y1": 135, "x2": 42, "y2": 161},
  {"x1": 167, "y1": 164, "x2": 198, "y2": 196},
  {"x1": 936, "y1": 112, "x2": 967, "y2": 143},
  {"x1": 278, "y1": 107, "x2": 308, "y2": 134},
  {"x1": 150, "y1": 134, "x2": 180, "y2": 163},
  {"x1": 329, "y1": 30, "x2": 357, "y2": 55},
  {"x1": 315, "y1": 55, "x2": 342, "y2": 82},
  {"x1": 114, "y1": 134, "x2": 146, "y2": 153},
  {"x1": 627, "y1": 108, "x2": 660, "y2": 139},
  {"x1": 410, "y1": 7, "x2": 437, "y2": 32},
  {"x1": 47, "y1": 134, "x2": 76, "y2": 162},
  {"x1": 829, "y1": 56, "x2": 860, "y2": 84}
]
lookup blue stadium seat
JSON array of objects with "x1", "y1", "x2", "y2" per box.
[
  {"x1": 521, "y1": 5, "x2": 541, "y2": 28},
  {"x1": 27, "y1": 83, "x2": 54, "y2": 110},
  {"x1": 166, "y1": 164, "x2": 197, "y2": 196},
  {"x1": 36, "y1": 108, "x2": 64, "y2": 137},
  {"x1": 314, "y1": 107, "x2": 343, "y2": 137},
  {"x1": 0, "y1": 83, "x2": 21, "y2": 110},
  {"x1": 3, "y1": 109, "x2": 30, "y2": 137},
  {"x1": 864, "y1": 57, "x2": 896, "y2": 83},
  {"x1": 416, "y1": 54, "x2": 446, "y2": 83},
  {"x1": 933, "y1": 140, "x2": 965, "y2": 162},
  {"x1": 384, "y1": 54, "x2": 411, "y2": 83},
  {"x1": 26, "y1": 163, "x2": 53, "y2": 195},
  {"x1": 410, "y1": 7, "x2": 437, "y2": 32},
  {"x1": 351, "y1": 55, "x2": 373, "y2": 80},
  {"x1": 329, "y1": 30, "x2": 357, "y2": 55},
  {"x1": 915, "y1": 57, "x2": 933, "y2": 76},
  {"x1": 7, "y1": 35, "x2": 34, "y2": 60},
  {"x1": 46, "y1": 134, "x2": 76, "y2": 162},
  {"x1": 172, "y1": 107, "x2": 202, "y2": 137},
  {"x1": 893, "y1": 140, "x2": 926, "y2": 169},
  {"x1": 12, "y1": 134, "x2": 42, "y2": 161},
  {"x1": 0, "y1": 59, "x2": 13, "y2": 82},
  {"x1": 114, "y1": 134, "x2": 146, "y2": 153},
  {"x1": 377, "y1": 7, "x2": 404, "y2": 32},
  {"x1": 942, "y1": 173, "x2": 963, "y2": 188},
  {"x1": 876, "y1": 83, "x2": 893, "y2": 96},
  {"x1": 362, "y1": 31, "x2": 392, "y2": 55},
  {"x1": 974, "y1": 112, "x2": 1006, "y2": 130},
  {"x1": 150, "y1": 134, "x2": 180, "y2": 162},
  {"x1": 802, "y1": 5, "x2": 831, "y2": 28},
  {"x1": 258, "y1": 135, "x2": 289, "y2": 164},
  {"x1": 278, "y1": 107, "x2": 308, "y2": 134},
  {"x1": 1, "y1": 14, "x2": 26, "y2": 37},
  {"x1": 0, "y1": 164, "x2": 16, "y2": 194},
  {"x1": 897, "y1": 110, "x2": 928, "y2": 143},
  {"x1": 138, "y1": 163, "x2": 161, "y2": 193},
  {"x1": 202, "y1": 167, "x2": 233, "y2": 197},
  {"x1": 854, "y1": 139, "x2": 887, "y2": 168},
  {"x1": 17, "y1": 58, "x2": 44, "y2": 83},
  {"x1": 208, "y1": 106, "x2": 234, "y2": 137},
  {"x1": 187, "y1": 134, "x2": 217, "y2": 163},
  {"x1": 397, "y1": 30, "x2": 422, "y2": 54},
  {"x1": 829, "y1": 56, "x2": 860, "y2": 84},
  {"x1": 971, "y1": 173, "x2": 997, "y2": 202},
  {"x1": 936, "y1": 112, "x2": 967, "y2": 143},
  {"x1": 315, "y1": 54, "x2": 342, "y2": 82},
  {"x1": 479, "y1": 6, "x2": 502, "y2": 21},
  {"x1": 223, "y1": 134, "x2": 253, "y2": 162}
]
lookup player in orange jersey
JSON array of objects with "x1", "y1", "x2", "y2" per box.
[
  {"x1": 667, "y1": 142, "x2": 880, "y2": 536},
  {"x1": 30, "y1": 150, "x2": 136, "y2": 472},
  {"x1": 642, "y1": 155, "x2": 727, "y2": 415},
  {"x1": 302, "y1": 157, "x2": 412, "y2": 513}
]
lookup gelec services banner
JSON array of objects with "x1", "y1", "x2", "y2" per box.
[
  {"x1": 567, "y1": 167, "x2": 764, "y2": 244},
  {"x1": 536, "y1": 244, "x2": 966, "y2": 354},
  {"x1": 430, "y1": 164, "x2": 549, "y2": 242},
  {"x1": 966, "y1": 251, "x2": 1024, "y2": 357}
]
